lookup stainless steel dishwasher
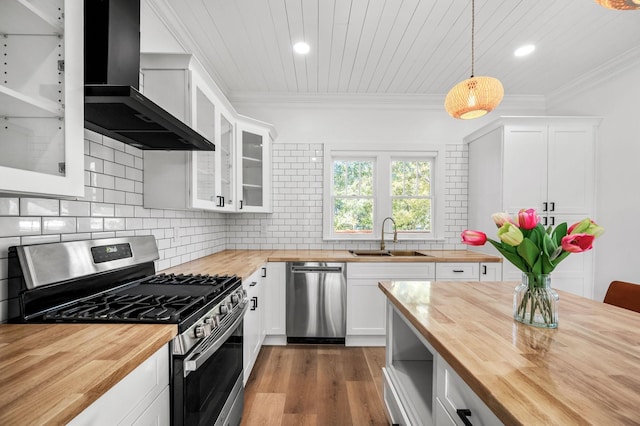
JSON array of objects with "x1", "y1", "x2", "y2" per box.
[{"x1": 286, "y1": 262, "x2": 347, "y2": 344}]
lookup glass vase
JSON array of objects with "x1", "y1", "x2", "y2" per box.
[{"x1": 513, "y1": 273, "x2": 559, "y2": 328}]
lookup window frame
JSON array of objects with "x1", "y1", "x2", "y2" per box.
[{"x1": 323, "y1": 144, "x2": 445, "y2": 241}]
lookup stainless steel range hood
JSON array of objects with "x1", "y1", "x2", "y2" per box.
[{"x1": 84, "y1": 0, "x2": 215, "y2": 151}]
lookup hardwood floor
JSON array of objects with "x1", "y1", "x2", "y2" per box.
[{"x1": 241, "y1": 345, "x2": 388, "y2": 426}]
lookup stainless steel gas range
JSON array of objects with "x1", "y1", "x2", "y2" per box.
[{"x1": 8, "y1": 236, "x2": 246, "y2": 426}]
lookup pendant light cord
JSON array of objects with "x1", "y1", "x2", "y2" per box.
[{"x1": 471, "y1": 0, "x2": 475, "y2": 77}]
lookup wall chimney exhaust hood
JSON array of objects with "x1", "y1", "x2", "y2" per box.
[{"x1": 84, "y1": 0, "x2": 215, "y2": 151}]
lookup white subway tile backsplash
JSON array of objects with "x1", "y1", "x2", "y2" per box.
[
  {"x1": 77, "y1": 217, "x2": 103, "y2": 233},
  {"x1": 102, "y1": 135, "x2": 126, "y2": 152},
  {"x1": 21, "y1": 235, "x2": 60, "y2": 245},
  {"x1": 126, "y1": 192, "x2": 143, "y2": 206},
  {"x1": 84, "y1": 128, "x2": 103, "y2": 143},
  {"x1": 115, "y1": 204, "x2": 134, "y2": 217},
  {"x1": 103, "y1": 189, "x2": 126, "y2": 204},
  {"x1": 125, "y1": 167, "x2": 143, "y2": 182},
  {"x1": 0, "y1": 198, "x2": 19, "y2": 216},
  {"x1": 61, "y1": 233, "x2": 92, "y2": 242},
  {"x1": 20, "y1": 198, "x2": 59, "y2": 216},
  {"x1": 0, "y1": 237, "x2": 20, "y2": 258},
  {"x1": 126, "y1": 217, "x2": 143, "y2": 230},
  {"x1": 85, "y1": 156, "x2": 104, "y2": 173},
  {"x1": 115, "y1": 177, "x2": 135, "y2": 192},
  {"x1": 61, "y1": 200, "x2": 90, "y2": 217},
  {"x1": 83, "y1": 187, "x2": 104, "y2": 202},
  {"x1": 104, "y1": 217, "x2": 125, "y2": 231},
  {"x1": 115, "y1": 151, "x2": 135, "y2": 167},
  {"x1": 90, "y1": 172, "x2": 115, "y2": 189},
  {"x1": 0, "y1": 218, "x2": 41, "y2": 237},
  {"x1": 43, "y1": 217, "x2": 76, "y2": 234},
  {"x1": 91, "y1": 232, "x2": 116, "y2": 239},
  {"x1": 89, "y1": 141, "x2": 115, "y2": 162},
  {"x1": 91, "y1": 203, "x2": 115, "y2": 217}
]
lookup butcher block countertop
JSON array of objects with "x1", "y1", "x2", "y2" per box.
[
  {"x1": 379, "y1": 280, "x2": 640, "y2": 425},
  {"x1": 161, "y1": 249, "x2": 500, "y2": 277},
  {"x1": 0, "y1": 323, "x2": 176, "y2": 425}
]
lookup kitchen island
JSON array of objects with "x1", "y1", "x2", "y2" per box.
[{"x1": 379, "y1": 280, "x2": 640, "y2": 425}]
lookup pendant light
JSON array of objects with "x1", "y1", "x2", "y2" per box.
[
  {"x1": 445, "y1": 0, "x2": 504, "y2": 120},
  {"x1": 594, "y1": 0, "x2": 640, "y2": 10}
]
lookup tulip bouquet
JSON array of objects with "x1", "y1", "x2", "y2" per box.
[{"x1": 461, "y1": 209, "x2": 604, "y2": 327}]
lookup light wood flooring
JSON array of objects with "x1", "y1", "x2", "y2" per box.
[{"x1": 241, "y1": 345, "x2": 389, "y2": 426}]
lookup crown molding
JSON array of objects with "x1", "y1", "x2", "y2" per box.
[
  {"x1": 228, "y1": 92, "x2": 546, "y2": 111},
  {"x1": 547, "y1": 45, "x2": 640, "y2": 109}
]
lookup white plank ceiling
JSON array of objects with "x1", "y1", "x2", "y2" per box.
[{"x1": 151, "y1": 0, "x2": 640, "y2": 98}]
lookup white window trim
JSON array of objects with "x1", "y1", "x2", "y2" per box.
[{"x1": 323, "y1": 143, "x2": 445, "y2": 241}]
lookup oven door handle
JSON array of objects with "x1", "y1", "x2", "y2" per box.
[{"x1": 184, "y1": 302, "x2": 248, "y2": 377}]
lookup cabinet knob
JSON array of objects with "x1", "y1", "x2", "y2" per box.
[{"x1": 456, "y1": 408, "x2": 474, "y2": 426}]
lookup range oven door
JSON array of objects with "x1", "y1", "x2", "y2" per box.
[{"x1": 173, "y1": 305, "x2": 247, "y2": 426}]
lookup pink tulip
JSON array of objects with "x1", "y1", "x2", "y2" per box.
[
  {"x1": 561, "y1": 233, "x2": 595, "y2": 253},
  {"x1": 491, "y1": 212, "x2": 514, "y2": 228},
  {"x1": 461, "y1": 230, "x2": 487, "y2": 246},
  {"x1": 517, "y1": 209, "x2": 539, "y2": 230}
]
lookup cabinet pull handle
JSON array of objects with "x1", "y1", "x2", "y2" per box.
[
  {"x1": 482, "y1": 265, "x2": 487, "y2": 275},
  {"x1": 550, "y1": 202, "x2": 555, "y2": 212},
  {"x1": 261, "y1": 267, "x2": 267, "y2": 278},
  {"x1": 453, "y1": 269, "x2": 464, "y2": 273},
  {"x1": 251, "y1": 297, "x2": 258, "y2": 310},
  {"x1": 543, "y1": 202, "x2": 548, "y2": 212},
  {"x1": 216, "y1": 196, "x2": 224, "y2": 207},
  {"x1": 239, "y1": 200, "x2": 243, "y2": 210},
  {"x1": 550, "y1": 216, "x2": 555, "y2": 226},
  {"x1": 249, "y1": 281, "x2": 257, "y2": 287},
  {"x1": 456, "y1": 409, "x2": 473, "y2": 426},
  {"x1": 543, "y1": 216, "x2": 548, "y2": 226}
]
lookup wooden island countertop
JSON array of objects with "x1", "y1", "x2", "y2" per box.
[
  {"x1": 0, "y1": 323, "x2": 176, "y2": 425},
  {"x1": 378, "y1": 280, "x2": 640, "y2": 425}
]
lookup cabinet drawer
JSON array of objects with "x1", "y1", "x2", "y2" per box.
[
  {"x1": 435, "y1": 263, "x2": 479, "y2": 281},
  {"x1": 348, "y1": 262, "x2": 434, "y2": 279},
  {"x1": 437, "y1": 357, "x2": 503, "y2": 426}
]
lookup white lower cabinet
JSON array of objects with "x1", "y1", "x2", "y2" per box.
[
  {"x1": 68, "y1": 344, "x2": 170, "y2": 425},
  {"x1": 243, "y1": 266, "x2": 266, "y2": 384},
  {"x1": 479, "y1": 262, "x2": 503, "y2": 281},
  {"x1": 346, "y1": 263, "x2": 434, "y2": 346},
  {"x1": 384, "y1": 302, "x2": 502, "y2": 426},
  {"x1": 263, "y1": 262, "x2": 286, "y2": 345},
  {"x1": 435, "y1": 263, "x2": 480, "y2": 281}
]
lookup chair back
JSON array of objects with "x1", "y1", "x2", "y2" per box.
[{"x1": 603, "y1": 281, "x2": 640, "y2": 314}]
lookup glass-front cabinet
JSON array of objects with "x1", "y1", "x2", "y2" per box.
[
  {"x1": 0, "y1": 0, "x2": 83, "y2": 197},
  {"x1": 215, "y1": 110, "x2": 236, "y2": 211},
  {"x1": 237, "y1": 120, "x2": 272, "y2": 213}
]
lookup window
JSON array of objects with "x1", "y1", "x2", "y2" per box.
[
  {"x1": 332, "y1": 159, "x2": 375, "y2": 234},
  {"x1": 391, "y1": 160, "x2": 432, "y2": 233},
  {"x1": 324, "y1": 146, "x2": 444, "y2": 241}
]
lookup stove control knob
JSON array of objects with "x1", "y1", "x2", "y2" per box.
[
  {"x1": 240, "y1": 289, "x2": 247, "y2": 299},
  {"x1": 194, "y1": 324, "x2": 206, "y2": 339},
  {"x1": 219, "y1": 304, "x2": 229, "y2": 315},
  {"x1": 204, "y1": 316, "x2": 218, "y2": 328},
  {"x1": 231, "y1": 294, "x2": 239, "y2": 305}
]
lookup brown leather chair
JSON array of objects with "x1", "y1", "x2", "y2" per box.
[{"x1": 603, "y1": 281, "x2": 640, "y2": 313}]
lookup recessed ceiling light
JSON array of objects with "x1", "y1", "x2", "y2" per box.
[
  {"x1": 293, "y1": 42, "x2": 310, "y2": 55},
  {"x1": 514, "y1": 44, "x2": 535, "y2": 57}
]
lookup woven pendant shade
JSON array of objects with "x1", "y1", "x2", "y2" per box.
[
  {"x1": 444, "y1": 76, "x2": 504, "y2": 119},
  {"x1": 594, "y1": 0, "x2": 640, "y2": 10},
  {"x1": 444, "y1": 0, "x2": 504, "y2": 120}
]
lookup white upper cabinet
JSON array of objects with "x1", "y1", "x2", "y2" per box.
[
  {"x1": 236, "y1": 119, "x2": 273, "y2": 213},
  {"x1": 141, "y1": 53, "x2": 275, "y2": 213},
  {"x1": 466, "y1": 116, "x2": 601, "y2": 298},
  {"x1": 0, "y1": 0, "x2": 84, "y2": 197}
]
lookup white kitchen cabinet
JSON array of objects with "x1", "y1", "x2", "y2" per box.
[
  {"x1": 243, "y1": 265, "x2": 266, "y2": 384},
  {"x1": 435, "y1": 263, "x2": 479, "y2": 282},
  {"x1": 236, "y1": 119, "x2": 273, "y2": 213},
  {"x1": 0, "y1": 0, "x2": 84, "y2": 197},
  {"x1": 68, "y1": 344, "x2": 170, "y2": 425},
  {"x1": 264, "y1": 262, "x2": 287, "y2": 345},
  {"x1": 384, "y1": 302, "x2": 502, "y2": 426},
  {"x1": 142, "y1": 53, "x2": 238, "y2": 212},
  {"x1": 479, "y1": 262, "x2": 503, "y2": 281},
  {"x1": 466, "y1": 116, "x2": 600, "y2": 298},
  {"x1": 346, "y1": 263, "x2": 434, "y2": 346}
]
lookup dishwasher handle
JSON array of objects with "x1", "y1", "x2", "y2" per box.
[{"x1": 291, "y1": 266, "x2": 343, "y2": 273}]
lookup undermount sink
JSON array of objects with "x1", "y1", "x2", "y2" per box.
[{"x1": 348, "y1": 250, "x2": 430, "y2": 257}]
